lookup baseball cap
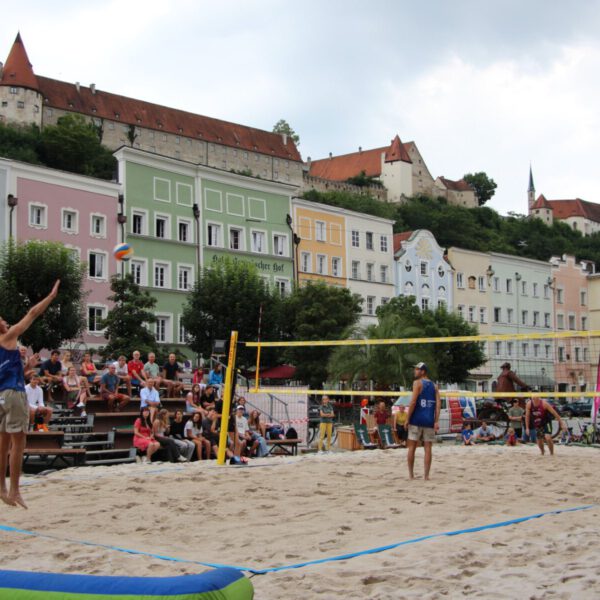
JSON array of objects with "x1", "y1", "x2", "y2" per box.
[
  {"x1": 236, "y1": 405, "x2": 245, "y2": 411},
  {"x1": 414, "y1": 362, "x2": 428, "y2": 371}
]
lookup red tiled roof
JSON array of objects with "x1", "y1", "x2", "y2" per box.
[
  {"x1": 385, "y1": 134, "x2": 412, "y2": 164},
  {"x1": 437, "y1": 176, "x2": 473, "y2": 192},
  {"x1": 393, "y1": 231, "x2": 414, "y2": 253},
  {"x1": 546, "y1": 198, "x2": 600, "y2": 222},
  {"x1": 531, "y1": 194, "x2": 552, "y2": 210},
  {"x1": 0, "y1": 33, "x2": 39, "y2": 91}
]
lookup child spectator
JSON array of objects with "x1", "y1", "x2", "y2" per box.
[
  {"x1": 395, "y1": 405, "x2": 408, "y2": 447},
  {"x1": 133, "y1": 407, "x2": 160, "y2": 463},
  {"x1": 185, "y1": 411, "x2": 212, "y2": 459},
  {"x1": 505, "y1": 427, "x2": 519, "y2": 446},
  {"x1": 162, "y1": 353, "x2": 183, "y2": 397},
  {"x1": 153, "y1": 408, "x2": 187, "y2": 462},
  {"x1": 461, "y1": 423, "x2": 475, "y2": 445},
  {"x1": 113, "y1": 355, "x2": 133, "y2": 397},
  {"x1": 63, "y1": 366, "x2": 88, "y2": 416},
  {"x1": 169, "y1": 410, "x2": 196, "y2": 460},
  {"x1": 100, "y1": 363, "x2": 130, "y2": 411},
  {"x1": 26, "y1": 374, "x2": 52, "y2": 427}
]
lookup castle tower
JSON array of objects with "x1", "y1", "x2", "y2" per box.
[
  {"x1": 527, "y1": 164, "x2": 535, "y2": 213},
  {"x1": 0, "y1": 33, "x2": 43, "y2": 127}
]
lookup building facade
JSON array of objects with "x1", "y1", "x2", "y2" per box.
[
  {"x1": 393, "y1": 230, "x2": 454, "y2": 312},
  {"x1": 0, "y1": 158, "x2": 120, "y2": 349}
]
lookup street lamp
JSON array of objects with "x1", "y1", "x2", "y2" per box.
[
  {"x1": 192, "y1": 203, "x2": 201, "y2": 270},
  {"x1": 286, "y1": 213, "x2": 301, "y2": 286},
  {"x1": 7, "y1": 194, "x2": 18, "y2": 239}
]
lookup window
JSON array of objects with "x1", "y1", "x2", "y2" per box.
[
  {"x1": 62, "y1": 210, "x2": 78, "y2": 233},
  {"x1": 207, "y1": 223, "x2": 222, "y2": 247},
  {"x1": 380, "y1": 265, "x2": 388, "y2": 283},
  {"x1": 317, "y1": 254, "x2": 327, "y2": 275},
  {"x1": 521, "y1": 310, "x2": 528, "y2": 326},
  {"x1": 545, "y1": 344, "x2": 551, "y2": 359},
  {"x1": 583, "y1": 347, "x2": 589, "y2": 362},
  {"x1": 251, "y1": 231, "x2": 266, "y2": 253},
  {"x1": 468, "y1": 306, "x2": 475, "y2": 322},
  {"x1": 493, "y1": 277, "x2": 500, "y2": 292},
  {"x1": 420, "y1": 261, "x2": 428, "y2": 276},
  {"x1": 361, "y1": 296, "x2": 374, "y2": 315},
  {"x1": 421, "y1": 297, "x2": 429, "y2": 311},
  {"x1": 557, "y1": 314, "x2": 564, "y2": 329},
  {"x1": 405, "y1": 260, "x2": 412, "y2": 273},
  {"x1": 155, "y1": 216, "x2": 168, "y2": 239},
  {"x1": 130, "y1": 260, "x2": 145, "y2": 286},
  {"x1": 479, "y1": 307, "x2": 487, "y2": 324},
  {"x1": 366, "y1": 263, "x2": 374, "y2": 282},
  {"x1": 178, "y1": 320, "x2": 188, "y2": 345},
  {"x1": 522, "y1": 343, "x2": 528, "y2": 357},
  {"x1": 478, "y1": 276, "x2": 485, "y2": 291},
  {"x1": 273, "y1": 234, "x2": 287, "y2": 256},
  {"x1": 332, "y1": 257, "x2": 341, "y2": 277},
  {"x1": 494, "y1": 341, "x2": 502, "y2": 356},
  {"x1": 533, "y1": 311, "x2": 539, "y2": 327},
  {"x1": 301, "y1": 252, "x2": 311, "y2": 273},
  {"x1": 132, "y1": 212, "x2": 145, "y2": 235},
  {"x1": 438, "y1": 299, "x2": 446, "y2": 309},
  {"x1": 507, "y1": 308, "x2": 514, "y2": 324},
  {"x1": 507, "y1": 342, "x2": 514, "y2": 357},
  {"x1": 521, "y1": 281, "x2": 527, "y2": 295},
  {"x1": 494, "y1": 307, "x2": 501, "y2": 323},
  {"x1": 366, "y1": 232, "x2": 373, "y2": 250},
  {"x1": 558, "y1": 346, "x2": 565, "y2": 362},
  {"x1": 178, "y1": 221, "x2": 190, "y2": 242},
  {"x1": 544, "y1": 284, "x2": 550, "y2": 299},
  {"x1": 88, "y1": 252, "x2": 106, "y2": 279},
  {"x1": 91, "y1": 214, "x2": 106, "y2": 237},
  {"x1": 380, "y1": 236, "x2": 388, "y2": 253},
  {"x1": 532, "y1": 282, "x2": 538, "y2": 297},
  {"x1": 351, "y1": 230, "x2": 360, "y2": 247},
  {"x1": 9, "y1": 87, "x2": 17, "y2": 94},
  {"x1": 438, "y1": 285, "x2": 446, "y2": 297},
  {"x1": 575, "y1": 347, "x2": 581, "y2": 362},
  {"x1": 154, "y1": 263, "x2": 169, "y2": 288},
  {"x1": 557, "y1": 288, "x2": 564, "y2": 304},
  {"x1": 275, "y1": 279, "x2": 288, "y2": 297},
  {"x1": 29, "y1": 204, "x2": 46, "y2": 228},
  {"x1": 581, "y1": 316, "x2": 588, "y2": 330},
  {"x1": 544, "y1": 313, "x2": 551, "y2": 328},
  {"x1": 315, "y1": 221, "x2": 326, "y2": 242},
  {"x1": 534, "y1": 344, "x2": 540, "y2": 358},
  {"x1": 506, "y1": 278, "x2": 512, "y2": 293},
  {"x1": 17, "y1": 100, "x2": 25, "y2": 109},
  {"x1": 568, "y1": 315, "x2": 576, "y2": 330},
  {"x1": 178, "y1": 266, "x2": 192, "y2": 291},
  {"x1": 457, "y1": 305, "x2": 465, "y2": 319},
  {"x1": 352, "y1": 261, "x2": 360, "y2": 279},
  {"x1": 404, "y1": 282, "x2": 414, "y2": 296},
  {"x1": 456, "y1": 272, "x2": 464, "y2": 288},
  {"x1": 88, "y1": 306, "x2": 105, "y2": 333},
  {"x1": 580, "y1": 290, "x2": 587, "y2": 306},
  {"x1": 229, "y1": 228, "x2": 243, "y2": 250},
  {"x1": 155, "y1": 317, "x2": 168, "y2": 343}
]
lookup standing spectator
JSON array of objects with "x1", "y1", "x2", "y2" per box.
[
  {"x1": 143, "y1": 353, "x2": 162, "y2": 391},
  {"x1": 63, "y1": 366, "x2": 88, "y2": 416},
  {"x1": 395, "y1": 404, "x2": 408, "y2": 447},
  {"x1": 39, "y1": 350, "x2": 63, "y2": 402},
  {"x1": 185, "y1": 411, "x2": 212, "y2": 460},
  {"x1": 60, "y1": 350, "x2": 74, "y2": 376},
  {"x1": 26, "y1": 374, "x2": 53, "y2": 427},
  {"x1": 127, "y1": 350, "x2": 146, "y2": 389},
  {"x1": 162, "y1": 353, "x2": 183, "y2": 398},
  {"x1": 100, "y1": 364, "x2": 130, "y2": 411},
  {"x1": 508, "y1": 399, "x2": 524, "y2": 440},
  {"x1": 169, "y1": 410, "x2": 195, "y2": 461},
  {"x1": 318, "y1": 395, "x2": 335, "y2": 452},
  {"x1": 152, "y1": 409, "x2": 186, "y2": 462},
  {"x1": 133, "y1": 407, "x2": 160, "y2": 463},
  {"x1": 80, "y1": 352, "x2": 101, "y2": 391},
  {"x1": 113, "y1": 356, "x2": 133, "y2": 397},
  {"x1": 208, "y1": 363, "x2": 224, "y2": 393},
  {"x1": 140, "y1": 379, "x2": 161, "y2": 420}
]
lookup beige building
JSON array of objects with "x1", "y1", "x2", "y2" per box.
[{"x1": 0, "y1": 33, "x2": 303, "y2": 186}]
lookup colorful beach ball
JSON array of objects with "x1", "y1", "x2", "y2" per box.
[{"x1": 113, "y1": 242, "x2": 133, "y2": 261}]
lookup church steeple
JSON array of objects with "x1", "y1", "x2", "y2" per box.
[
  {"x1": 527, "y1": 164, "x2": 536, "y2": 212},
  {"x1": 0, "y1": 32, "x2": 39, "y2": 91}
]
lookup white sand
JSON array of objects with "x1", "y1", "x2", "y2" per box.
[{"x1": 2, "y1": 445, "x2": 600, "y2": 599}]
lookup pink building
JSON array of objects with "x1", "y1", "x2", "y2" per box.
[
  {"x1": 550, "y1": 254, "x2": 595, "y2": 393},
  {"x1": 1, "y1": 159, "x2": 120, "y2": 351}
]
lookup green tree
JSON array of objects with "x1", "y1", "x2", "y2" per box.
[
  {"x1": 281, "y1": 282, "x2": 362, "y2": 389},
  {"x1": 301, "y1": 189, "x2": 396, "y2": 220},
  {"x1": 463, "y1": 172, "x2": 498, "y2": 206},
  {"x1": 0, "y1": 240, "x2": 86, "y2": 352},
  {"x1": 182, "y1": 258, "x2": 282, "y2": 366},
  {"x1": 39, "y1": 114, "x2": 116, "y2": 180},
  {"x1": 0, "y1": 122, "x2": 42, "y2": 164},
  {"x1": 345, "y1": 170, "x2": 383, "y2": 188},
  {"x1": 272, "y1": 119, "x2": 300, "y2": 146},
  {"x1": 100, "y1": 274, "x2": 158, "y2": 361}
]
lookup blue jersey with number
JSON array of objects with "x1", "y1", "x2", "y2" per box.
[
  {"x1": 0, "y1": 345, "x2": 25, "y2": 392},
  {"x1": 410, "y1": 379, "x2": 436, "y2": 428}
]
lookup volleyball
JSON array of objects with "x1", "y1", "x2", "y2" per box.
[{"x1": 113, "y1": 242, "x2": 133, "y2": 261}]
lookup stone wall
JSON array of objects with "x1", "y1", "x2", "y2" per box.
[{"x1": 301, "y1": 173, "x2": 388, "y2": 201}]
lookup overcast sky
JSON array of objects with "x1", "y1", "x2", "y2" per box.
[{"x1": 3, "y1": 0, "x2": 600, "y2": 214}]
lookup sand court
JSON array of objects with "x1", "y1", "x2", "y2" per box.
[{"x1": 1, "y1": 445, "x2": 600, "y2": 599}]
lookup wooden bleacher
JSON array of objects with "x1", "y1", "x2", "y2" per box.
[{"x1": 24, "y1": 431, "x2": 86, "y2": 468}]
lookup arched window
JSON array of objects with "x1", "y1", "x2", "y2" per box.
[
  {"x1": 438, "y1": 285, "x2": 446, "y2": 297},
  {"x1": 421, "y1": 284, "x2": 430, "y2": 296},
  {"x1": 404, "y1": 282, "x2": 414, "y2": 296}
]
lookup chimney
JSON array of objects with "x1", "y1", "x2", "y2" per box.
[
  {"x1": 307, "y1": 157, "x2": 312, "y2": 169},
  {"x1": 281, "y1": 132, "x2": 288, "y2": 145},
  {"x1": 90, "y1": 83, "x2": 96, "y2": 95},
  {"x1": 75, "y1": 81, "x2": 80, "y2": 93},
  {"x1": 359, "y1": 146, "x2": 362, "y2": 153},
  {"x1": 329, "y1": 152, "x2": 332, "y2": 159},
  {"x1": 0, "y1": 62, "x2": 3, "y2": 78}
]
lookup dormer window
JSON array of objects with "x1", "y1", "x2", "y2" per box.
[
  {"x1": 68, "y1": 102, "x2": 74, "y2": 108},
  {"x1": 114, "y1": 112, "x2": 120, "y2": 119},
  {"x1": 9, "y1": 87, "x2": 18, "y2": 94},
  {"x1": 91, "y1": 107, "x2": 97, "y2": 113}
]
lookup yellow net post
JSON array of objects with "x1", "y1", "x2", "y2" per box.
[
  {"x1": 217, "y1": 330, "x2": 238, "y2": 466},
  {"x1": 254, "y1": 343, "x2": 261, "y2": 393}
]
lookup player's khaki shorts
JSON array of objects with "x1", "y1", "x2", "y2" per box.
[
  {"x1": 0, "y1": 389, "x2": 29, "y2": 434},
  {"x1": 408, "y1": 424, "x2": 436, "y2": 443}
]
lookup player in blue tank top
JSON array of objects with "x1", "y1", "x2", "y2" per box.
[
  {"x1": 406, "y1": 362, "x2": 441, "y2": 480},
  {"x1": 0, "y1": 280, "x2": 60, "y2": 508}
]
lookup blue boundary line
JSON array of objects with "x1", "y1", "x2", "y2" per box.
[{"x1": 0, "y1": 504, "x2": 595, "y2": 575}]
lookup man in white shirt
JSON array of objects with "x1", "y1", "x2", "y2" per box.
[
  {"x1": 112, "y1": 355, "x2": 132, "y2": 397},
  {"x1": 235, "y1": 405, "x2": 258, "y2": 456},
  {"x1": 140, "y1": 379, "x2": 161, "y2": 420},
  {"x1": 25, "y1": 375, "x2": 53, "y2": 427}
]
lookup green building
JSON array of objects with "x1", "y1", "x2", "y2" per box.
[{"x1": 115, "y1": 147, "x2": 295, "y2": 357}]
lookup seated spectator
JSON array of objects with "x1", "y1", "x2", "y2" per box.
[
  {"x1": 140, "y1": 378, "x2": 161, "y2": 420},
  {"x1": 162, "y1": 353, "x2": 184, "y2": 397},
  {"x1": 235, "y1": 405, "x2": 257, "y2": 455},
  {"x1": 462, "y1": 423, "x2": 475, "y2": 445},
  {"x1": 505, "y1": 427, "x2": 520, "y2": 447},
  {"x1": 113, "y1": 355, "x2": 133, "y2": 397},
  {"x1": 190, "y1": 382, "x2": 205, "y2": 404},
  {"x1": 248, "y1": 409, "x2": 267, "y2": 438},
  {"x1": 200, "y1": 385, "x2": 217, "y2": 410},
  {"x1": 185, "y1": 391, "x2": 204, "y2": 414},
  {"x1": 185, "y1": 411, "x2": 212, "y2": 460},
  {"x1": 473, "y1": 421, "x2": 495, "y2": 443},
  {"x1": 60, "y1": 350, "x2": 74, "y2": 376},
  {"x1": 63, "y1": 366, "x2": 88, "y2": 416},
  {"x1": 206, "y1": 409, "x2": 234, "y2": 460},
  {"x1": 127, "y1": 350, "x2": 146, "y2": 392},
  {"x1": 234, "y1": 397, "x2": 249, "y2": 417},
  {"x1": 153, "y1": 409, "x2": 187, "y2": 462},
  {"x1": 81, "y1": 352, "x2": 101, "y2": 391},
  {"x1": 100, "y1": 363, "x2": 130, "y2": 411},
  {"x1": 192, "y1": 367, "x2": 204, "y2": 385},
  {"x1": 20, "y1": 346, "x2": 39, "y2": 383},
  {"x1": 208, "y1": 363, "x2": 224, "y2": 394},
  {"x1": 133, "y1": 407, "x2": 160, "y2": 463},
  {"x1": 373, "y1": 401, "x2": 388, "y2": 428},
  {"x1": 169, "y1": 410, "x2": 195, "y2": 461},
  {"x1": 39, "y1": 350, "x2": 63, "y2": 401},
  {"x1": 26, "y1": 374, "x2": 52, "y2": 428},
  {"x1": 395, "y1": 405, "x2": 408, "y2": 447},
  {"x1": 143, "y1": 352, "x2": 162, "y2": 391}
]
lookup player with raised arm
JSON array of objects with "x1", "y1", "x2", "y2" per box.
[{"x1": 0, "y1": 280, "x2": 60, "y2": 508}]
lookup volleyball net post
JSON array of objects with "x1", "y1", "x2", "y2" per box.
[{"x1": 217, "y1": 330, "x2": 238, "y2": 466}]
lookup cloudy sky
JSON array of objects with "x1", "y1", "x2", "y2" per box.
[{"x1": 3, "y1": 0, "x2": 600, "y2": 214}]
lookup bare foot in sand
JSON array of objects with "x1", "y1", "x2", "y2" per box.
[{"x1": 5, "y1": 492, "x2": 27, "y2": 509}]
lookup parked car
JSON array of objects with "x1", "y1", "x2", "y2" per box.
[{"x1": 559, "y1": 399, "x2": 594, "y2": 418}]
